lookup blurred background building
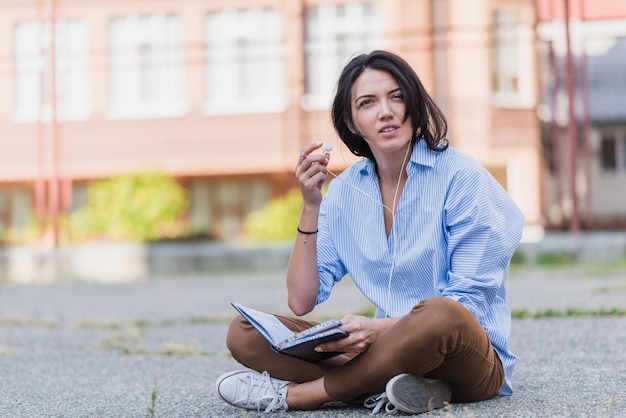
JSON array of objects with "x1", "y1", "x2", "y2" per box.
[
  {"x1": 0, "y1": 0, "x2": 622, "y2": 245},
  {"x1": 536, "y1": 0, "x2": 626, "y2": 231}
]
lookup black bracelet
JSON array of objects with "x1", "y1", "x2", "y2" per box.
[{"x1": 297, "y1": 227, "x2": 318, "y2": 244}]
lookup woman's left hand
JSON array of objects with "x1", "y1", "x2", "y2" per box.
[{"x1": 315, "y1": 314, "x2": 398, "y2": 354}]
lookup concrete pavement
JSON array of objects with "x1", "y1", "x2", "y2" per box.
[{"x1": 0, "y1": 265, "x2": 625, "y2": 417}]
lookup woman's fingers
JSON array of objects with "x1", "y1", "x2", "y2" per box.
[
  {"x1": 296, "y1": 143, "x2": 328, "y2": 178},
  {"x1": 295, "y1": 142, "x2": 332, "y2": 205}
]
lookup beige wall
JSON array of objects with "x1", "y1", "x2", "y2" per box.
[
  {"x1": 443, "y1": 0, "x2": 543, "y2": 226},
  {"x1": 0, "y1": 0, "x2": 544, "y2": 238}
]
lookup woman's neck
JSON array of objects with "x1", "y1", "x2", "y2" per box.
[{"x1": 374, "y1": 143, "x2": 412, "y2": 186}]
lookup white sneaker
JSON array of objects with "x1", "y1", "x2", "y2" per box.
[
  {"x1": 385, "y1": 373, "x2": 451, "y2": 414},
  {"x1": 215, "y1": 370, "x2": 290, "y2": 412},
  {"x1": 364, "y1": 392, "x2": 398, "y2": 414}
]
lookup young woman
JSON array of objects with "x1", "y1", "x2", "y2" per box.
[{"x1": 216, "y1": 50, "x2": 524, "y2": 414}]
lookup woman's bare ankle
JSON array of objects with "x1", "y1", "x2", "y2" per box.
[{"x1": 286, "y1": 379, "x2": 331, "y2": 410}]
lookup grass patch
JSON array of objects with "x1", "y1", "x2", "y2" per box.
[
  {"x1": 76, "y1": 320, "x2": 126, "y2": 330},
  {"x1": 583, "y1": 258, "x2": 626, "y2": 277},
  {"x1": 0, "y1": 317, "x2": 60, "y2": 328},
  {"x1": 91, "y1": 324, "x2": 210, "y2": 356},
  {"x1": 145, "y1": 381, "x2": 158, "y2": 418},
  {"x1": 133, "y1": 319, "x2": 153, "y2": 329},
  {"x1": 354, "y1": 305, "x2": 376, "y2": 318},
  {"x1": 189, "y1": 316, "x2": 225, "y2": 325},
  {"x1": 594, "y1": 284, "x2": 626, "y2": 293},
  {"x1": 535, "y1": 251, "x2": 573, "y2": 267},
  {"x1": 1, "y1": 316, "x2": 232, "y2": 331},
  {"x1": 92, "y1": 328, "x2": 146, "y2": 351},
  {"x1": 76, "y1": 316, "x2": 230, "y2": 331},
  {"x1": 510, "y1": 249, "x2": 526, "y2": 265},
  {"x1": 512, "y1": 307, "x2": 626, "y2": 319},
  {"x1": 121, "y1": 340, "x2": 209, "y2": 356}
]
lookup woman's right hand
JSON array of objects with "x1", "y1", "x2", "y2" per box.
[
  {"x1": 288, "y1": 142, "x2": 330, "y2": 316},
  {"x1": 295, "y1": 142, "x2": 331, "y2": 207}
]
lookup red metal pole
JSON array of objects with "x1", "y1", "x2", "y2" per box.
[
  {"x1": 36, "y1": 0, "x2": 46, "y2": 237},
  {"x1": 563, "y1": 0, "x2": 580, "y2": 233},
  {"x1": 548, "y1": 41, "x2": 563, "y2": 228},
  {"x1": 579, "y1": 41, "x2": 592, "y2": 227},
  {"x1": 49, "y1": 0, "x2": 60, "y2": 246},
  {"x1": 577, "y1": 0, "x2": 592, "y2": 228}
]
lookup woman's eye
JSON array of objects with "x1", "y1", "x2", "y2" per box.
[
  {"x1": 359, "y1": 99, "x2": 373, "y2": 107},
  {"x1": 392, "y1": 93, "x2": 404, "y2": 101}
]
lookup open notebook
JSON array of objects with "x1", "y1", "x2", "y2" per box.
[{"x1": 231, "y1": 302, "x2": 349, "y2": 363}]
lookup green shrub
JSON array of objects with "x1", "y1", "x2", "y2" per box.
[
  {"x1": 510, "y1": 249, "x2": 525, "y2": 265},
  {"x1": 536, "y1": 251, "x2": 573, "y2": 267},
  {"x1": 69, "y1": 170, "x2": 188, "y2": 242},
  {"x1": 244, "y1": 188, "x2": 303, "y2": 241}
]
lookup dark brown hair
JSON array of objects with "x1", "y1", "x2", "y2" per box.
[{"x1": 331, "y1": 50, "x2": 448, "y2": 160}]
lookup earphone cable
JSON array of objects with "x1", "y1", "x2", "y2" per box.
[{"x1": 325, "y1": 142, "x2": 411, "y2": 318}]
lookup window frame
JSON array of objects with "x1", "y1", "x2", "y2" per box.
[
  {"x1": 108, "y1": 13, "x2": 187, "y2": 120},
  {"x1": 490, "y1": 8, "x2": 535, "y2": 109},
  {"x1": 13, "y1": 19, "x2": 91, "y2": 123},
  {"x1": 599, "y1": 129, "x2": 626, "y2": 175},
  {"x1": 302, "y1": 1, "x2": 383, "y2": 111},
  {"x1": 203, "y1": 7, "x2": 287, "y2": 116}
]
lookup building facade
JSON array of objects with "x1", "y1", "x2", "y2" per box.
[
  {"x1": 536, "y1": 0, "x2": 626, "y2": 230},
  {"x1": 0, "y1": 0, "x2": 542, "y2": 242}
]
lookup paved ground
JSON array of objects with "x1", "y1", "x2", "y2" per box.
[{"x1": 0, "y1": 264, "x2": 625, "y2": 417}]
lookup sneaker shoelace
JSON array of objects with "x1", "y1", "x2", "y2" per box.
[
  {"x1": 240, "y1": 371, "x2": 288, "y2": 412},
  {"x1": 364, "y1": 392, "x2": 397, "y2": 414}
]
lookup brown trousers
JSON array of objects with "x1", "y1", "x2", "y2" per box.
[{"x1": 226, "y1": 297, "x2": 504, "y2": 403}]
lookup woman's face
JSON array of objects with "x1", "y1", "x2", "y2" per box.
[{"x1": 349, "y1": 68, "x2": 413, "y2": 158}]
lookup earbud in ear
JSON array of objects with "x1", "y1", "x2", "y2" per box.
[{"x1": 323, "y1": 145, "x2": 333, "y2": 153}]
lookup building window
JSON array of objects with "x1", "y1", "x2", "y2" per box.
[
  {"x1": 491, "y1": 9, "x2": 533, "y2": 108},
  {"x1": 619, "y1": 135, "x2": 626, "y2": 174},
  {"x1": 204, "y1": 8, "x2": 286, "y2": 115},
  {"x1": 303, "y1": 2, "x2": 383, "y2": 110},
  {"x1": 600, "y1": 134, "x2": 616, "y2": 172},
  {"x1": 600, "y1": 132, "x2": 626, "y2": 174},
  {"x1": 0, "y1": 187, "x2": 32, "y2": 239},
  {"x1": 188, "y1": 178, "x2": 271, "y2": 240},
  {"x1": 13, "y1": 19, "x2": 91, "y2": 123},
  {"x1": 109, "y1": 14, "x2": 186, "y2": 119}
]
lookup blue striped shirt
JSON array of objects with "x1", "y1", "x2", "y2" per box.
[{"x1": 315, "y1": 140, "x2": 524, "y2": 394}]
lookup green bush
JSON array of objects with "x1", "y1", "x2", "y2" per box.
[
  {"x1": 69, "y1": 170, "x2": 188, "y2": 242},
  {"x1": 7, "y1": 216, "x2": 69, "y2": 244},
  {"x1": 244, "y1": 188, "x2": 303, "y2": 241},
  {"x1": 510, "y1": 249, "x2": 525, "y2": 265},
  {"x1": 536, "y1": 251, "x2": 573, "y2": 267}
]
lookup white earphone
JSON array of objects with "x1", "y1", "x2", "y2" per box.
[{"x1": 323, "y1": 141, "x2": 412, "y2": 318}]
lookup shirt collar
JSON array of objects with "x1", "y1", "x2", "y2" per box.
[{"x1": 359, "y1": 139, "x2": 438, "y2": 176}]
